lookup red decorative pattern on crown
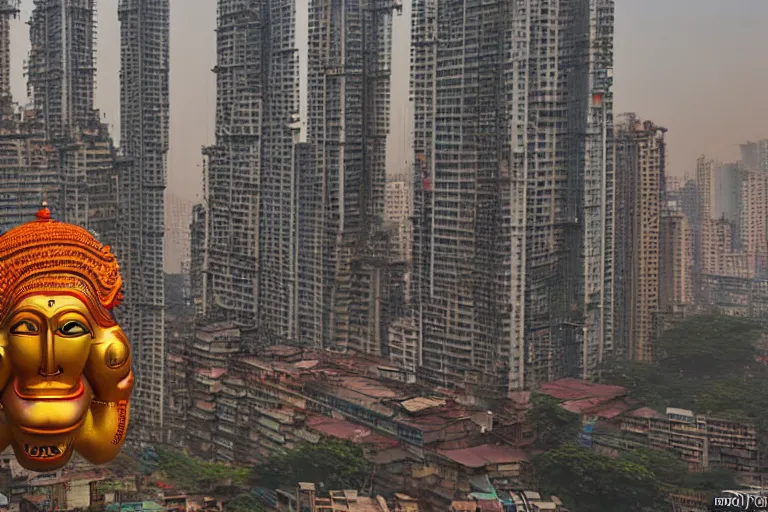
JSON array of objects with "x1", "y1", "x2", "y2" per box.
[{"x1": 0, "y1": 207, "x2": 123, "y2": 327}]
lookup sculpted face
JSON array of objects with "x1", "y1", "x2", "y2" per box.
[
  {"x1": 0, "y1": 205, "x2": 133, "y2": 471},
  {"x1": 0, "y1": 294, "x2": 133, "y2": 471}
]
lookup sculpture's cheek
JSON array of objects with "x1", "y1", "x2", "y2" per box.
[{"x1": 84, "y1": 328, "x2": 133, "y2": 402}]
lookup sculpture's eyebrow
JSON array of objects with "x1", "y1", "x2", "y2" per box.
[{"x1": 7, "y1": 305, "x2": 94, "y2": 328}]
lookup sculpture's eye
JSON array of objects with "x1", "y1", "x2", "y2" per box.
[
  {"x1": 57, "y1": 320, "x2": 90, "y2": 337},
  {"x1": 10, "y1": 320, "x2": 38, "y2": 335}
]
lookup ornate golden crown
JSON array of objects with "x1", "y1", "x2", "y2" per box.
[{"x1": 0, "y1": 204, "x2": 123, "y2": 327}]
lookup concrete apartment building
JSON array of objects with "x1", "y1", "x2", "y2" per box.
[
  {"x1": 0, "y1": 2, "x2": 58, "y2": 233},
  {"x1": 300, "y1": 0, "x2": 404, "y2": 354},
  {"x1": 201, "y1": 0, "x2": 301, "y2": 345},
  {"x1": 27, "y1": 0, "x2": 117, "y2": 237},
  {"x1": 539, "y1": 379, "x2": 764, "y2": 484},
  {"x1": 659, "y1": 210, "x2": 694, "y2": 312},
  {"x1": 384, "y1": 174, "x2": 412, "y2": 265},
  {"x1": 0, "y1": 1, "x2": 13, "y2": 105},
  {"x1": 690, "y1": 146, "x2": 768, "y2": 319},
  {"x1": 738, "y1": 141, "x2": 768, "y2": 273},
  {"x1": 741, "y1": 140, "x2": 768, "y2": 172},
  {"x1": 613, "y1": 114, "x2": 666, "y2": 361},
  {"x1": 26, "y1": 0, "x2": 114, "y2": 233},
  {"x1": 116, "y1": 0, "x2": 170, "y2": 434},
  {"x1": 410, "y1": 0, "x2": 616, "y2": 393},
  {"x1": 189, "y1": 203, "x2": 206, "y2": 317}
]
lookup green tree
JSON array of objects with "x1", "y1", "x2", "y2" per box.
[
  {"x1": 251, "y1": 438, "x2": 372, "y2": 491},
  {"x1": 527, "y1": 393, "x2": 581, "y2": 449},
  {"x1": 225, "y1": 493, "x2": 265, "y2": 512},
  {"x1": 656, "y1": 315, "x2": 762, "y2": 377},
  {"x1": 533, "y1": 443, "x2": 670, "y2": 512},
  {"x1": 682, "y1": 469, "x2": 738, "y2": 501},
  {"x1": 619, "y1": 447, "x2": 686, "y2": 486},
  {"x1": 603, "y1": 315, "x2": 768, "y2": 424},
  {"x1": 154, "y1": 447, "x2": 249, "y2": 491}
]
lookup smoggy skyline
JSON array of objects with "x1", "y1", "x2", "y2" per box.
[{"x1": 8, "y1": 0, "x2": 768, "y2": 270}]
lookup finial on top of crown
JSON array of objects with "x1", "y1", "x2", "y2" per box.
[{"x1": 36, "y1": 200, "x2": 51, "y2": 221}]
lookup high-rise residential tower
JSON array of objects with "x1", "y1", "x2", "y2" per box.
[
  {"x1": 28, "y1": 0, "x2": 117, "y2": 235},
  {"x1": 201, "y1": 0, "x2": 300, "y2": 342},
  {"x1": 613, "y1": 114, "x2": 666, "y2": 361},
  {"x1": 410, "y1": 0, "x2": 615, "y2": 393},
  {"x1": 300, "y1": 0, "x2": 403, "y2": 352},
  {"x1": 117, "y1": 0, "x2": 170, "y2": 434},
  {"x1": 0, "y1": 0, "x2": 18, "y2": 107},
  {"x1": 0, "y1": 1, "x2": 60, "y2": 234}
]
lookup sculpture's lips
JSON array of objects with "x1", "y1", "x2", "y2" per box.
[
  {"x1": 2, "y1": 377, "x2": 92, "y2": 434},
  {"x1": 13, "y1": 377, "x2": 86, "y2": 401}
]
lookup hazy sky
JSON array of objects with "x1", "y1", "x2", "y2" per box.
[{"x1": 8, "y1": 0, "x2": 768, "y2": 268}]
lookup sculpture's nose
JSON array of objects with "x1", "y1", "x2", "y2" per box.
[{"x1": 39, "y1": 327, "x2": 61, "y2": 378}]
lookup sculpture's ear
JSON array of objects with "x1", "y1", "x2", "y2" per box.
[
  {"x1": 84, "y1": 326, "x2": 133, "y2": 403},
  {"x1": 0, "y1": 342, "x2": 11, "y2": 392}
]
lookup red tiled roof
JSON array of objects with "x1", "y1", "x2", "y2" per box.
[
  {"x1": 306, "y1": 415, "x2": 372, "y2": 441},
  {"x1": 560, "y1": 396, "x2": 639, "y2": 418},
  {"x1": 342, "y1": 377, "x2": 398, "y2": 398},
  {"x1": 361, "y1": 434, "x2": 399, "y2": 449},
  {"x1": 398, "y1": 406, "x2": 468, "y2": 430},
  {"x1": 264, "y1": 345, "x2": 303, "y2": 357},
  {"x1": 627, "y1": 406, "x2": 666, "y2": 419},
  {"x1": 539, "y1": 378, "x2": 626, "y2": 401},
  {"x1": 195, "y1": 367, "x2": 226, "y2": 379},
  {"x1": 437, "y1": 444, "x2": 528, "y2": 468}
]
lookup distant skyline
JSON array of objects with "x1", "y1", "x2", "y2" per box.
[{"x1": 9, "y1": 0, "x2": 768, "y2": 269}]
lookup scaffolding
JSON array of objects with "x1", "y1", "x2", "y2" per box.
[
  {"x1": 301, "y1": 0, "x2": 402, "y2": 353},
  {"x1": 117, "y1": 0, "x2": 170, "y2": 435},
  {"x1": 25, "y1": 0, "x2": 117, "y2": 241},
  {"x1": 0, "y1": 0, "x2": 19, "y2": 108},
  {"x1": 409, "y1": 0, "x2": 615, "y2": 394},
  {"x1": 201, "y1": 0, "x2": 301, "y2": 350}
]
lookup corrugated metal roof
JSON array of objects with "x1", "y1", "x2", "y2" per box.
[
  {"x1": 627, "y1": 407, "x2": 666, "y2": 419},
  {"x1": 561, "y1": 396, "x2": 639, "y2": 418},
  {"x1": 539, "y1": 378, "x2": 626, "y2": 401},
  {"x1": 437, "y1": 445, "x2": 528, "y2": 468},
  {"x1": 306, "y1": 415, "x2": 372, "y2": 441},
  {"x1": 399, "y1": 397, "x2": 446, "y2": 413}
]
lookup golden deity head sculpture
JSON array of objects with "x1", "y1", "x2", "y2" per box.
[{"x1": 0, "y1": 204, "x2": 134, "y2": 471}]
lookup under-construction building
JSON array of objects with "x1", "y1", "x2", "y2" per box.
[
  {"x1": 613, "y1": 114, "x2": 666, "y2": 361},
  {"x1": 299, "y1": 0, "x2": 404, "y2": 353},
  {"x1": 27, "y1": 0, "x2": 117, "y2": 238},
  {"x1": 0, "y1": 1, "x2": 60, "y2": 233},
  {"x1": 201, "y1": 0, "x2": 301, "y2": 343},
  {"x1": 117, "y1": 0, "x2": 170, "y2": 434},
  {"x1": 410, "y1": 0, "x2": 615, "y2": 393},
  {"x1": 0, "y1": 0, "x2": 17, "y2": 109},
  {"x1": 189, "y1": 203, "x2": 207, "y2": 317}
]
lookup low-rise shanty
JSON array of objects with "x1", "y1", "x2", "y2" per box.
[
  {"x1": 272, "y1": 482, "x2": 418, "y2": 512},
  {"x1": 538, "y1": 377, "x2": 763, "y2": 483}
]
